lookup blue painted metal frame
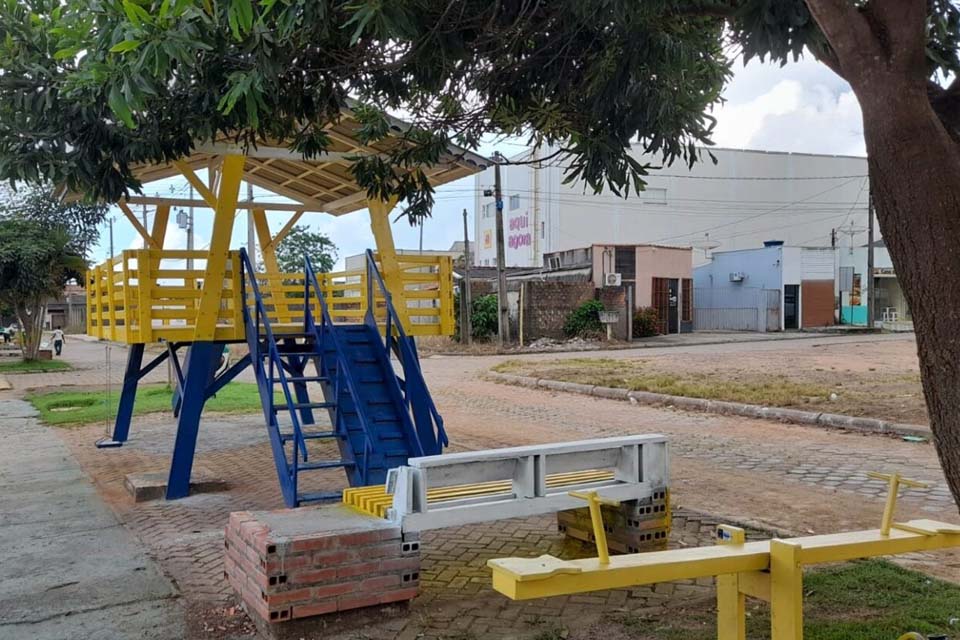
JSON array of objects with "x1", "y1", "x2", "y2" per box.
[
  {"x1": 304, "y1": 255, "x2": 376, "y2": 486},
  {"x1": 364, "y1": 249, "x2": 448, "y2": 454},
  {"x1": 96, "y1": 344, "x2": 171, "y2": 448}
]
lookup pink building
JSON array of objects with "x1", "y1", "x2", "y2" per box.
[{"x1": 544, "y1": 244, "x2": 694, "y2": 334}]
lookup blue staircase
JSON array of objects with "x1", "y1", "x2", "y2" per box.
[{"x1": 238, "y1": 248, "x2": 448, "y2": 508}]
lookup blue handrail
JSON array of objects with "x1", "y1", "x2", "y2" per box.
[
  {"x1": 303, "y1": 255, "x2": 374, "y2": 482},
  {"x1": 238, "y1": 248, "x2": 307, "y2": 501},
  {"x1": 364, "y1": 250, "x2": 449, "y2": 451}
]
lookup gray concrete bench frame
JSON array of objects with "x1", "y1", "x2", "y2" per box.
[{"x1": 385, "y1": 434, "x2": 669, "y2": 532}]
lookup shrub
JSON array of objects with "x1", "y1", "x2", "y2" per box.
[
  {"x1": 564, "y1": 299, "x2": 605, "y2": 338},
  {"x1": 470, "y1": 294, "x2": 499, "y2": 339},
  {"x1": 633, "y1": 307, "x2": 660, "y2": 338}
]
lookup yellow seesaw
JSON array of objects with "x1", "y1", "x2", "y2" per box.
[{"x1": 488, "y1": 472, "x2": 960, "y2": 640}]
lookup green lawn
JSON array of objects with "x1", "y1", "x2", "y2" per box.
[
  {"x1": 27, "y1": 382, "x2": 280, "y2": 426},
  {"x1": 607, "y1": 559, "x2": 960, "y2": 640},
  {"x1": 0, "y1": 358, "x2": 72, "y2": 373}
]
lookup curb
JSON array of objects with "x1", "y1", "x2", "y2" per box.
[
  {"x1": 0, "y1": 376, "x2": 10, "y2": 391},
  {"x1": 486, "y1": 371, "x2": 931, "y2": 439}
]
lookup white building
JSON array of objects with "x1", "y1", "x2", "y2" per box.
[{"x1": 473, "y1": 147, "x2": 871, "y2": 268}]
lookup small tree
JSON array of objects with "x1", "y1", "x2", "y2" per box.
[
  {"x1": 0, "y1": 220, "x2": 85, "y2": 359},
  {"x1": 272, "y1": 225, "x2": 337, "y2": 274}
]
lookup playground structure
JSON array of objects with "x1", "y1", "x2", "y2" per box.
[
  {"x1": 83, "y1": 111, "x2": 489, "y2": 507},
  {"x1": 488, "y1": 471, "x2": 960, "y2": 640}
]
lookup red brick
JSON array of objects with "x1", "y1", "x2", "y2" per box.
[
  {"x1": 379, "y1": 587, "x2": 419, "y2": 604},
  {"x1": 362, "y1": 542, "x2": 402, "y2": 559},
  {"x1": 263, "y1": 553, "x2": 313, "y2": 573},
  {"x1": 311, "y1": 549, "x2": 355, "y2": 567},
  {"x1": 337, "y1": 592, "x2": 381, "y2": 611},
  {"x1": 262, "y1": 587, "x2": 313, "y2": 606},
  {"x1": 313, "y1": 581, "x2": 357, "y2": 600},
  {"x1": 291, "y1": 599, "x2": 338, "y2": 619},
  {"x1": 361, "y1": 574, "x2": 400, "y2": 591},
  {"x1": 377, "y1": 526, "x2": 403, "y2": 541},
  {"x1": 336, "y1": 560, "x2": 381, "y2": 579},
  {"x1": 289, "y1": 535, "x2": 339, "y2": 553},
  {"x1": 380, "y1": 556, "x2": 421, "y2": 572},
  {"x1": 288, "y1": 567, "x2": 337, "y2": 585},
  {"x1": 336, "y1": 530, "x2": 382, "y2": 546}
]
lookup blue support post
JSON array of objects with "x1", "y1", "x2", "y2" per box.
[
  {"x1": 96, "y1": 343, "x2": 144, "y2": 448},
  {"x1": 166, "y1": 341, "x2": 220, "y2": 499},
  {"x1": 290, "y1": 355, "x2": 315, "y2": 426}
]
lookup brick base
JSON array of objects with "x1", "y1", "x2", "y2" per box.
[
  {"x1": 557, "y1": 490, "x2": 671, "y2": 554},
  {"x1": 224, "y1": 504, "x2": 420, "y2": 629}
]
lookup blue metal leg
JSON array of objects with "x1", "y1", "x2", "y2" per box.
[
  {"x1": 166, "y1": 341, "x2": 220, "y2": 499},
  {"x1": 96, "y1": 343, "x2": 145, "y2": 448},
  {"x1": 290, "y1": 355, "x2": 315, "y2": 426}
]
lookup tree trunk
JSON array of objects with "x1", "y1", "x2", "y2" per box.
[
  {"x1": 857, "y1": 82, "x2": 960, "y2": 513},
  {"x1": 15, "y1": 299, "x2": 45, "y2": 360}
]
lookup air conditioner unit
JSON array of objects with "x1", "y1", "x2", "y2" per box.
[
  {"x1": 604, "y1": 273, "x2": 622, "y2": 287},
  {"x1": 729, "y1": 272, "x2": 745, "y2": 282}
]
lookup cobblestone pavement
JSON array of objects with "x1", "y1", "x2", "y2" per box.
[{"x1": 34, "y1": 332, "x2": 960, "y2": 638}]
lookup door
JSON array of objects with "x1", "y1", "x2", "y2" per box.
[
  {"x1": 783, "y1": 285, "x2": 799, "y2": 330},
  {"x1": 667, "y1": 279, "x2": 679, "y2": 334}
]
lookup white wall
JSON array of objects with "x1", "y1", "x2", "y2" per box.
[{"x1": 474, "y1": 146, "x2": 870, "y2": 268}]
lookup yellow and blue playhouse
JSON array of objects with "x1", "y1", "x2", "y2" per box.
[{"x1": 84, "y1": 115, "x2": 489, "y2": 508}]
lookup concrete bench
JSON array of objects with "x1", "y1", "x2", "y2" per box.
[{"x1": 353, "y1": 434, "x2": 670, "y2": 532}]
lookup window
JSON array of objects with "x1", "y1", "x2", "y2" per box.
[
  {"x1": 615, "y1": 247, "x2": 636, "y2": 281},
  {"x1": 643, "y1": 187, "x2": 667, "y2": 205},
  {"x1": 509, "y1": 194, "x2": 520, "y2": 210}
]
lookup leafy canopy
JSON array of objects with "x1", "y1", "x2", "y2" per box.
[
  {"x1": 0, "y1": 218, "x2": 86, "y2": 306},
  {"x1": 0, "y1": 0, "x2": 958, "y2": 221},
  {"x1": 272, "y1": 224, "x2": 337, "y2": 274}
]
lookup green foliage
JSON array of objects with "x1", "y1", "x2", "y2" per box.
[
  {"x1": 271, "y1": 224, "x2": 337, "y2": 274},
  {"x1": 470, "y1": 294, "x2": 498, "y2": 340},
  {"x1": 0, "y1": 184, "x2": 107, "y2": 258},
  {"x1": 27, "y1": 381, "x2": 279, "y2": 426},
  {"x1": 563, "y1": 299, "x2": 605, "y2": 338},
  {"x1": 633, "y1": 306, "x2": 660, "y2": 338},
  {"x1": 0, "y1": 358, "x2": 71, "y2": 373}
]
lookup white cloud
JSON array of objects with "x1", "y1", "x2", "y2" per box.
[{"x1": 711, "y1": 58, "x2": 865, "y2": 156}]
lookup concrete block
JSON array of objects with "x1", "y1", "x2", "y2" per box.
[{"x1": 124, "y1": 467, "x2": 227, "y2": 502}]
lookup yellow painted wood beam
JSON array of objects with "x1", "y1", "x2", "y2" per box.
[
  {"x1": 266, "y1": 210, "x2": 304, "y2": 250},
  {"x1": 252, "y1": 207, "x2": 293, "y2": 324},
  {"x1": 151, "y1": 204, "x2": 170, "y2": 248},
  {"x1": 192, "y1": 154, "x2": 244, "y2": 340},
  {"x1": 174, "y1": 160, "x2": 219, "y2": 209},
  {"x1": 117, "y1": 201, "x2": 158, "y2": 250},
  {"x1": 367, "y1": 197, "x2": 408, "y2": 328}
]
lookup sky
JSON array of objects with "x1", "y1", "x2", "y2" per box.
[{"x1": 93, "y1": 54, "x2": 867, "y2": 270}]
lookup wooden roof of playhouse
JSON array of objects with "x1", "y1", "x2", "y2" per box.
[{"x1": 73, "y1": 106, "x2": 491, "y2": 214}]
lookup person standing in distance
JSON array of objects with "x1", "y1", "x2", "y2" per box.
[{"x1": 51, "y1": 326, "x2": 65, "y2": 356}]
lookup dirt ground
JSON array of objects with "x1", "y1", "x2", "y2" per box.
[{"x1": 496, "y1": 335, "x2": 927, "y2": 425}]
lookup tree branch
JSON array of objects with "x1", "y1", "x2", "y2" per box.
[{"x1": 805, "y1": 0, "x2": 883, "y2": 80}]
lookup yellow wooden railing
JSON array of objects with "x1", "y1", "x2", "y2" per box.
[{"x1": 86, "y1": 249, "x2": 455, "y2": 344}]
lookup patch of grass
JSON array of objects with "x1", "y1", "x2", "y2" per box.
[
  {"x1": 607, "y1": 560, "x2": 960, "y2": 640},
  {"x1": 27, "y1": 382, "x2": 280, "y2": 426},
  {"x1": 0, "y1": 358, "x2": 72, "y2": 373},
  {"x1": 494, "y1": 358, "x2": 832, "y2": 407}
]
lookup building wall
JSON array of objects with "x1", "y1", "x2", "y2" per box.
[
  {"x1": 475, "y1": 147, "x2": 870, "y2": 268},
  {"x1": 520, "y1": 281, "x2": 596, "y2": 340},
  {"x1": 693, "y1": 246, "x2": 783, "y2": 291},
  {"x1": 634, "y1": 246, "x2": 693, "y2": 308}
]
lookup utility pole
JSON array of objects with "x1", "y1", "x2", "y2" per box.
[
  {"x1": 419, "y1": 218, "x2": 424, "y2": 255},
  {"x1": 108, "y1": 217, "x2": 115, "y2": 258},
  {"x1": 141, "y1": 202, "x2": 148, "y2": 233},
  {"x1": 493, "y1": 151, "x2": 510, "y2": 345},
  {"x1": 461, "y1": 208, "x2": 472, "y2": 344},
  {"x1": 187, "y1": 185, "x2": 195, "y2": 271},
  {"x1": 247, "y1": 182, "x2": 257, "y2": 268},
  {"x1": 867, "y1": 180, "x2": 875, "y2": 329}
]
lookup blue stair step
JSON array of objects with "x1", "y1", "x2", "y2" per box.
[
  {"x1": 298, "y1": 460, "x2": 354, "y2": 471},
  {"x1": 298, "y1": 491, "x2": 342, "y2": 504},
  {"x1": 274, "y1": 375, "x2": 328, "y2": 384},
  {"x1": 280, "y1": 430, "x2": 336, "y2": 443},
  {"x1": 273, "y1": 401, "x2": 335, "y2": 411}
]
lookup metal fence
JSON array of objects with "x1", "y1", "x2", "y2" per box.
[{"x1": 693, "y1": 287, "x2": 780, "y2": 332}]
